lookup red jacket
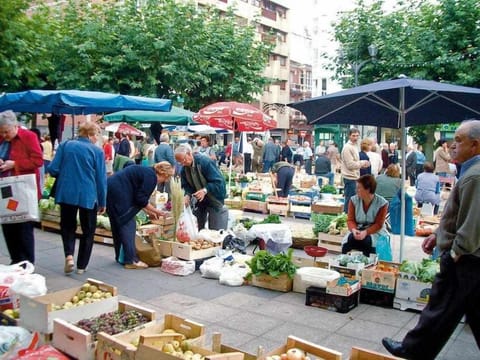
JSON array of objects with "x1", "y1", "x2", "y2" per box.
[{"x1": 2, "y1": 127, "x2": 44, "y2": 198}]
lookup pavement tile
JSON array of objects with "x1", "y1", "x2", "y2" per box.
[
  {"x1": 182, "y1": 302, "x2": 240, "y2": 323},
  {"x1": 216, "y1": 311, "x2": 283, "y2": 336},
  {"x1": 356, "y1": 305, "x2": 416, "y2": 327},
  {"x1": 336, "y1": 318, "x2": 401, "y2": 342}
]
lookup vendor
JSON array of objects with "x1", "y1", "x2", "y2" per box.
[
  {"x1": 271, "y1": 161, "x2": 295, "y2": 198},
  {"x1": 342, "y1": 174, "x2": 389, "y2": 256},
  {"x1": 107, "y1": 162, "x2": 173, "y2": 269}
]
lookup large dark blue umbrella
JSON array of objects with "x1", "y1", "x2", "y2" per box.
[{"x1": 289, "y1": 76, "x2": 480, "y2": 261}]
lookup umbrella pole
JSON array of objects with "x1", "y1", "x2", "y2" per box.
[
  {"x1": 399, "y1": 88, "x2": 406, "y2": 262},
  {"x1": 72, "y1": 114, "x2": 75, "y2": 139}
]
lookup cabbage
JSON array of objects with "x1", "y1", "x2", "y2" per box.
[
  {"x1": 399, "y1": 260, "x2": 422, "y2": 276},
  {"x1": 417, "y1": 259, "x2": 440, "y2": 283}
]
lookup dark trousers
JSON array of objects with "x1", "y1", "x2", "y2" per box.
[
  {"x1": 341, "y1": 233, "x2": 374, "y2": 257},
  {"x1": 194, "y1": 204, "x2": 228, "y2": 231},
  {"x1": 60, "y1": 203, "x2": 97, "y2": 270},
  {"x1": 277, "y1": 166, "x2": 295, "y2": 197},
  {"x1": 244, "y1": 153, "x2": 252, "y2": 173},
  {"x1": 402, "y1": 252, "x2": 480, "y2": 359},
  {"x1": 343, "y1": 178, "x2": 357, "y2": 213},
  {"x1": 2, "y1": 222, "x2": 35, "y2": 264},
  {"x1": 111, "y1": 216, "x2": 137, "y2": 264}
]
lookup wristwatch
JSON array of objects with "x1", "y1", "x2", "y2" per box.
[{"x1": 203, "y1": 188, "x2": 208, "y2": 194}]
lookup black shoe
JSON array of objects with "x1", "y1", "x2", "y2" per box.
[{"x1": 382, "y1": 337, "x2": 410, "y2": 358}]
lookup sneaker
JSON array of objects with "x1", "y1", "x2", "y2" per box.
[
  {"x1": 76, "y1": 269, "x2": 86, "y2": 274},
  {"x1": 64, "y1": 258, "x2": 74, "y2": 274},
  {"x1": 124, "y1": 261, "x2": 148, "y2": 269}
]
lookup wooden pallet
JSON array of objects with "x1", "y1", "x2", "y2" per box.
[{"x1": 318, "y1": 233, "x2": 343, "y2": 253}]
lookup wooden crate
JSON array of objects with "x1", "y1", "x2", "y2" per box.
[
  {"x1": 157, "y1": 240, "x2": 175, "y2": 257},
  {"x1": 172, "y1": 242, "x2": 221, "y2": 260},
  {"x1": 52, "y1": 301, "x2": 156, "y2": 360},
  {"x1": 311, "y1": 202, "x2": 343, "y2": 214},
  {"x1": 242, "y1": 200, "x2": 268, "y2": 214},
  {"x1": 350, "y1": 347, "x2": 400, "y2": 360},
  {"x1": 267, "y1": 196, "x2": 289, "y2": 216},
  {"x1": 318, "y1": 233, "x2": 343, "y2": 253},
  {"x1": 225, "y1": 198, "x2": 243, "y2": 210},
  {"x1": 250, "y1": 273, "x2": 293, "y2": 292},
  {"x1": 96, "y1": 314, "x2": 205, "y2": 360},
  {"x1": 41, "y1": 209, "x2": 61, "y2": 223},
  {"x1": 151, "y1": 215, "x2": 174, "y2": 226},
  {"x1": 19, "y1": 278, "x2": 118, "y2": 334},
  {"x1": 262, "y1": 336, "x2": 342, "y2": 360},
  {"x1": 212, "y1": 332, "x2": 263, "y2": 360}
]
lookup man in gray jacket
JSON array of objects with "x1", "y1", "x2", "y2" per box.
[{"x1": 262, "y1": 137, "x2": 280, "y2": 173}]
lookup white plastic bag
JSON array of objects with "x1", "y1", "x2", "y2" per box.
[
  {"x1": 219, "y1": 264, "x2": 249, "y2": 287},
  {"x1": 0, "y1": 326, "x2": 39, "y2": 359},
  {"x1": 160, "y1": 257, "x2": 195, "y2": 276},
  {"x1": 8, "y1": 273, "x2": 47, "y2": 308},
  {"x1": 176, "y1": 205, "x2": 198, "y2": 243},
  {"x1": 199, "y1": 257, "x2": 225, "y2": 279},
  {"x1": 0, "y1": 261, "x2": 35, "y2": 310}
]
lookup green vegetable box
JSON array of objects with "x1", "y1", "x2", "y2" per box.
[{"x1": 393, "y1": 259, "x2": 439, "y2": 311}]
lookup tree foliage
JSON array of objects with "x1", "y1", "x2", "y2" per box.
[
  {"x1": 33, "y1": 0, "x2": 272, "y2": 110},
  {"x1": 331, "y1": 0, "x2": 480, "y2": 148}
]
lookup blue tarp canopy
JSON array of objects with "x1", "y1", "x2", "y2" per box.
[{"x1": 0, "y1": 90, "x2": 172, "y2": 114}]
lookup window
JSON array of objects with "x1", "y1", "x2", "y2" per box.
[
  {"x1": 280, "y1": 81, "x2": 287, "y2": 90},
  {"x1": 279, "y1": 56, "x2": 286, "y2": 66}
]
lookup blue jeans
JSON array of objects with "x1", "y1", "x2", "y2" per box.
[
  {"x1": 343, "y1": 178, "x2": 357, "y2": 212},
  {"x1": 317, "y1": 173, "x2": 335, "y2": 186}
]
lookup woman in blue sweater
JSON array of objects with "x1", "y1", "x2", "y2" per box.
[{"x1": 107, "y1": 162, "x2": 173, "y2": 269}]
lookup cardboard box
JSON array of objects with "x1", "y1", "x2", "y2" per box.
[
  {"x1": 293, "y1": 267, "x2": 340, "y2": 294},
  {"x1": 306, "y1": 286, "x2": 359, "y2": 313},
  {"x1": 360, "y1": 261, "x2": 401, "y2": 294},
  {"x1": 394, "y1": 277, "x2": 432, "y2": 304},
  {"x1": 262, "y1": 335, "x2": 342, "y2": 360},
  {"x1": 19, "y1": 278, "x2": 118, "y2": 334},
  {"x1": 96, "y1": 314, "x2": 205, "y2": 360},
  {"x1": 172, "y1": 242, "x2": 221, "y2": 260},
  {"x1": 326, "y1": 277, "x2": 361, "y2": 297},
  {"x1": 329, "y1": 254, "x2": 377, "y2": 280},
  {"x1": 250, "y1": 273, "x2": 293, "y2": 292},
  {"x1": 52, "y1": 301, "x2": 156, "y2": 360}
]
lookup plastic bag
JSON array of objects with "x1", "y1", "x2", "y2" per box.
[
  {"x1": 135, "y1": 235, "x2": 162, "y2": 267},
  {"x1": 222, "y1": 234, "x2": 248, "y2": 254},
  {"x1": 199, "y1": 257, "x2": 225, "y2": 279},
  {"x1": 176, "y1": 205, "x2": 198, "y2": 243},
  {"x1": 0, "y1": 174, "x2": 39, "y2": 224},
  {"x1": 8, "y1": 273, "x2": 47, "y2": 309},
  {"x1": 376, "y1": 235, "x2": 393, "y2": 261},
  {"x1": 15, "y1": 344, "x2": 70, "y2": 360},
  {"x1": 219, "y1": 264, "x2": 249, "y2": 287},
  {"x1": 0, "y1": 261, "x2": 35, "y2": 310},
  {"x1": 0, "y1": 326, "x2": 38, "y2": 360},
  {"x1": 160, "y1": 257, "x2": 195, "y2": 276}
]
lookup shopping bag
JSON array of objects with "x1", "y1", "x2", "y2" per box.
[
  {"x1": 0, "y1": 174, "x2": 39, "y2": 224},
  {"x1": 376, "y1": 234, "x2": 393, "y2": 261},
  {"x1": 176, "y1": 205, "x2": 198, "y2": 242},
  {"x1": 0, "y1": 261, "x2": 36, "y2": 310},
  {"x1": 135, "y1": 234, "x2": 162, "y2": 267}
]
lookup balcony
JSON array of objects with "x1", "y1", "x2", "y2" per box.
[{"x1": 261, "y1": 7, "x2": 276, "y2": 21}]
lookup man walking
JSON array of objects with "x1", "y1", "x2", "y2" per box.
[{"x1": 382, "y1": 119, "x2": 480, "y2": 359}]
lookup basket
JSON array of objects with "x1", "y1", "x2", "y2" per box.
[{"x1": 304, "y1": 245, "x2": 328, "y2": 258}]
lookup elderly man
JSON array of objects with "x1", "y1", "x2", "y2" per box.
[
  {"x1": 174, "y1": 144, "x2": 228, "y2": 230},
  {"x1": 382, "y1": 119, "x2": 480, "y2": 359}
]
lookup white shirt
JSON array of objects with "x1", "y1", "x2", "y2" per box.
[
  {"x1": 367, "y1": 151, "x2": 383, "y2": 176},
  {"x1": 243, "y1": 142, "x2": 253, "y2": 155}
]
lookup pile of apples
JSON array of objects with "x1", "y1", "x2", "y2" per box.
[
  {"x1": 51, "y1": 282, "x2": 113, "y2": 310},
  {"x1": 133, "y1": 329, "x2": 202, "y2": 359},
  {"x1": 266, "y1": 348, "x2": 311, "y2": 360}
]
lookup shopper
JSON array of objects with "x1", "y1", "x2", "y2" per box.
[
  {"x1": 314, "y1": 152, "x2": 334, "y2": 186},
  {"x1": 375, "y1": 164, "x2": 402, "y2": 202},
  {"x1": 154, "y1": 133, "x2": 175, "y2": 166},
  {"x1": 341, "y1": 174, "x2": 389, "y2": 257},
  {"x1": 252, "y1": 138, "x2": 264, "y2": 173},
  {"x1": 383, "y1": 119, "x2": 480, "y2": 359},
  {"x1": 414, "y1": 161, "x2": 441, "y2": 215},
  {"x1": 0, "y1": 110, "x2": 43, "y2": 265},
  {"x1": 359, "y1": 138, "x2": 372, "y2": 176},
  {"x1": 271, "y1": 161, "x2": 295, "y2": 198},
  {"x1": 434, "y1": 139, "x2": 451, "y2": 177},
  {"x1": 47, "y1": 122, "x2": 107, "y2": 274},
  {"x1": 341, "y1": 128, "x2": 370, "y2": 212},
  {"x1": 107, "y1": 162, "x2": 173, "y2": 269},
  {"x1": 175, "y1": 144, "x2": 228, "y2": 231}
]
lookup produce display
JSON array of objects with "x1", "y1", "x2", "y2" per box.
[
  {"x1": 246, "y1": 248, "x2": 297, "y2": 279},
  {"x1": 311, "y1": 213, "x2": 347, "y2": 236},
  {"x1": 239, "y1": 214, "x2": 282, "y2": 230},
  {"x1": 38, "y1": 197, "x2": 60, "y2": 211},
  {"x1": 76, "y1": 309, "x2": 149, "y2": 340},
  {"x1": 266, "y1": 348, "x2": 311, "y2": 360},
  {"x1": 399, "y1": 258, "x2": 440, "y2": 283},
  {"x1": 335, "y1": 253, "x2": 371, "y2": 267},
  {"x1": 51, "y1": 282, "x2": 113, "y2": 310}
]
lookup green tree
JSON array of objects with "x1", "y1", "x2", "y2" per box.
[
  {"x1": 0, "y1": 1, "x2": 53, "y2": 91},
  {"x1": 37, "y1": 0, "x2": 272, "y2": 110},
  {"x1": 331, "y1": 0, "x2": 480, "y2": 154}
]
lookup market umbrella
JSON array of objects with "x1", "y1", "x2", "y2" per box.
[
  {"x1": 103, "y1": 107, "x2": 196, "y2": 125},
  {"x1": 289, "y1": 76, "x2": 480, "y2": 261},
  {"x1": 105, "y1": 122, "x2": 146, "y2": 137},
  {"x1": 194, "y1": 101, "x2": 277, "y2": 191},
  {"x1": 0, "y1": 89, "x2": 172, "y2": 138},
  {"x1": 193, "y1": 101, "x2": 277, "y2": 132}
]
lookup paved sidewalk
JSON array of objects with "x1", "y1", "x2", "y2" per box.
[{"x1": 0, "y1": 220, "x2": 477, "y2": 359}]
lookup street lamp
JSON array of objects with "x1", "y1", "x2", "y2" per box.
[{"x1": 352, "y1": 44, "x2": 378, "y2": 87}]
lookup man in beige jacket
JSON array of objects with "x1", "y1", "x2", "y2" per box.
[{"x1": 341, "y1": 128, "x2": 370, "y2": 212}]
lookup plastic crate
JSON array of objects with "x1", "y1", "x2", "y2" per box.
[
  {"x1": 359, "y1": 288, "x2": 394, "y2": 308},
  {"x1": 305, "y1": 286, "x2": 358, "y2": 313}
]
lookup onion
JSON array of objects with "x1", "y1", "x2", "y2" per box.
[{"x1": 286, "y1": 348, "x2": 305, "y2": 360}]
